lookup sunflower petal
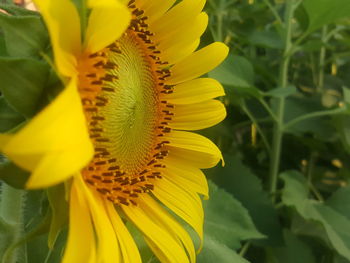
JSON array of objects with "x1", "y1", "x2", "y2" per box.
[
  {"x1": 164, "y1": 130, "x2": 223, "y2": 168},
  {"x1": 169, "y1": 100, "x2": 226, "y2": 130},
  {"x1": 158, "y1": 13, "x2": 208, "y2": 64},
  {"x1": 165, "y1": 78, "x2": 225, "y2": 104},
  {"x1": 122, "y1": 200, "x2": 190, "y2": 263},
  {"x1": 152, "y1": 177, "x2": 204, "y2": 245},
  {"x1": 105, "y1": 201, "x2": 142, "y2": 263},
  {"x1": 161, "y1": 157, "x2": 209, "y2": 198},
  {"x1": 27, "y1": 146, "x2": 92, "y2": 189},
  {"x1": 139, "y1": 0, "x2": 176, "y2": 24},
  {"x1": 85, "y1": 0, "x2": 131, "y2": 53},
  {"x1": 77, "y1": 177, "x2": 121, "y2": 263},
  {"x1": 141, "y1": 195, "x2": 196, "y2": 263},
  {"x1": 33, "y1": 0, "x2": 80, "y2": 76},
  {"x1": 150, "y1": 0, "x2": 205, "y2": 36},
  {"x1": 62, "y1": 180, "x2": 96, "y2": 263},
  {"x1": 0, "y1": 79, "x2": 93, "y2": 189},
  {"x1": 167, "y1": 42, "x2": 229, "y2": 85},
  {"x1": 162, "y1": 39, "x2": 200, "y2": 66},
  {"x1": 155, "y1": 12, "x2": 207, "y2": 47}
]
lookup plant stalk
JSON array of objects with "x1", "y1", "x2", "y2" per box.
[
  {"x1": 268, "y1": 0, "x2": 295, "y2": 202},
  {"x1": 318, "y1": 25, "x2": 328, "y2": 93}
]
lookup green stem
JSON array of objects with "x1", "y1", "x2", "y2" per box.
[
  {"x1": 232, "y1": 117, "x2": 272, "y2": 131},
  {"x1": 305, "y1": 152, "x2": 324, "y2": 202},
  {"x1": 242, "y1": 101, "x2": 272, "y2": 153},
  {"x1": 216, "y1": 0, "x2": 225, "y2": 42},
  {"x1": 239, "y1": 242, "x2": 251, "y2": 257},
  {"x1": 262, "y1": 0, "x2": 283, "y2": 24},
  {"x1": 318, "y1": 26, "x2": 328, "y2": 92},
  {"x1": 268, "y1": 0, "x2": 295, "y2": 202},
  {"x1": 283, "y1": 106, "x2": 347, "y2": 130},
  {"x1": 310, "y1": 184, "x2": 324, "y2": 202},
  {"x1": 0, "y1": 183, "x2": 25, "y2": 263},
  {"x1": 258, "y1": 98, "x2": 279, "y2": 122}
]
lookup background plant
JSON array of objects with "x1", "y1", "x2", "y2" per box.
[{"x1": 1, "y1": 0, "x2": 350, "y2": 262}]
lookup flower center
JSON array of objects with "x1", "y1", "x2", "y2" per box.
[
  {"x1": 77, "y1": 6, "x2": 174, "y2": 206},
  {"x1": 99, "y1": 33, "x2": 159, "y2": 174}
]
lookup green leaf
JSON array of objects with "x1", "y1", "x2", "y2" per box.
[
  {"x1": 0, "y1": 97, "x2": 25, "y2": 133},
  {"x1": 283, "y1": 97, "x2": 336, "y2": 140},
  {"x1": 302, "y1": 0, "x2": 350, "y2": 34},
  {"x1": 334, "y1": 255, "x2": 350, "y2": 263},
  {"x1": 209, "y1": 55, "x2": 254, "y2": 87},
  {"x1": 0, "y1": 57, "x2": 49, "y2": 118},
  {"x1": 343, "y1": 87, "x2": 350, "y2": 104},
  {"x1": 198, "y1": 236, "x2": 250, "y2": 263},
  {"x1": 207, "y1": 154, "x2": 283, "y2": 246},
  {"x1": 47, "y1": 184, "x2": 68, "y2": 249},
  {"x1": 0, "y1": 215, "x2": 15, "y2": 262},
  {"x1": 204, "y1": 181, "x2": 265, "y2": 250},
  {"x1": 0, "y1": 33, "x2": 7, "y2": 56},
  {"x1": 209, "y1": 55, "x2": 261, "y2": 98},
  {"x1": 0, "y1": 6, "x2": 49, "y2": 57},
  {"x1": 326, "y1": 186, "x2": 350, "y2": 221},
  {"x1": 0, "y1": 3, "x2": 38, "y2": 16},
  {"x1": 270, "y1": 230, "x2": 316, "y2": 263},
  {"x1": 265, "y1": 85, "x2": 297, "y2": 98},
  {"x1": 0, "y1": 160, "x2": 29, "y2": 189},
  {"x1": 280, "y1": 170, "x2": 309, "y2": 206},
  {"x1": 333, "y1": 115, "x2": 350, "y2": 154},
  {"x1": 281, "y1": 171, "x2": 350, "y2": 260},
  {"x1": 248, "y1": 29, "x2": 283, "y2": 49}
]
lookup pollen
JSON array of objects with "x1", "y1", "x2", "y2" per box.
[{"x1": 78, "y1": 3, "x2": 174, "y2": 206}]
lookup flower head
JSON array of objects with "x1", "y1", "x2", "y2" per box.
[{"x1": 0, "y1": 0, "x2": 228, "y2": 262}]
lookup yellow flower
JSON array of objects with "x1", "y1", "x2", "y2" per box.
[{"x1": 0, "y1": 0, "x2": 228, "y2": 262}]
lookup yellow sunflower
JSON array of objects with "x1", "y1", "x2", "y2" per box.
[{"x1": 0, "y1": 0, "x2": 228, "y2": 262}]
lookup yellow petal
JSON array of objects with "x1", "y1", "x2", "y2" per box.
[
  {"x1": 157, "y1": 12, "x2": 207, "y2": 50},
  {"x1": 165, "y1": 78, "x2": 225, "y2": 104},
  {"x1": 0, "y1": 79, "x2": 93, "y2": 189},
  {"x1": 150, "y1": 0, "x2": 205, "y2": 36},
  {"x1": 62, "y1": 180, "x2": 96, "y2": 263},
  {"x1": 169, "y1": 100, "x2": 226, "y2": 130},
  {"x1": 85, "y1": 0, "x2": 131, "y2": 53},
  {"x1": 167, "y1": 42, "x2": 229, "y2": 85},
  {"x1": 141, "y1": 195, "x2": 196, "y2": 263},
  {"x1": 153, "y1": 176, "x2": 204, "y2": 246},
  {"x1": 161, "y1": 157, "x2": 209, "y2": 198},
  {"x1": 143, "y1": 238, "x2": 171, "y2": 263},
  {"x1": 122, "y1": 198, "x2": 190, "y2": 263},
  {"x1": 0, "y1": 134, "x2": 11, "y2": 149},
  {"x1": 161, "y1": 39, "x2": 200, "y2": 66},
  {"x1": 33, "y1": 0, "x2": 80, "y2": 76},
  {"x1": 158, "y1": 13, "x2": 208, "y2": 64},
  {"x1": 138, "y1": 0, "x2": 176, "y2": 25},
  {"x1": 27, "y1": 147, "x2": 92, "y2": 189},
  {"x1": 164, "y1": 130, "x2": 223, "y2": 169},
  {"x1": 77, "y1": 176, "x2": 121, "y2": 263},
  {"x1": 105, "y1": 201, "x2": 142, "y2": 263}
]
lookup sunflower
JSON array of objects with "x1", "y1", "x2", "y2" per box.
[{"x1": 0, "y1": 0, "x2": 228, "y2": 262}]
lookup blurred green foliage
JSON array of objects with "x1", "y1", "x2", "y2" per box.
[{"x1": 202, "y1": 0, "x2": 350, "y2": 262}]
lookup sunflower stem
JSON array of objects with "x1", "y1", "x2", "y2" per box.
[
  {"x1": 216, "y1": 0, "x2": 225, "y2": 42},
  {"x1": 268, "y1": 0, "x2": 295, "y2": 202},
  {"x1": 318, "y1": 25, "x2": 328, "y2": 93},
  {"x1": 0, "y1": 183, "x2": 26, "y2": 263}
]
